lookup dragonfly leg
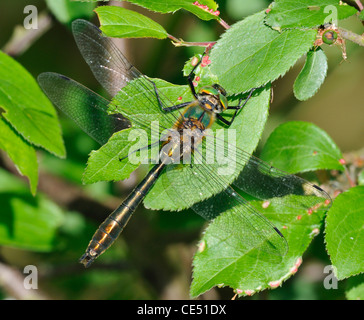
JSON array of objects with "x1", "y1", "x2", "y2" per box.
[
  {"x1": 162, "y1": 101, "x2": 193, "y2": 113},
  {"x1": 147, "y1": 77, "x2": 193, "y2": 113},
  {"x1": 149, "y1": 54, "x2": 206, "y2": 113},
  {"x1": 187, "y1": 57, "x2": 202, "y2": 99},
  {"x1": 147, "y1": 78, "x2": 166, "y2": 111},
  {"x1": 218, "y1": 88, "x2": 256, "y2": 126}
]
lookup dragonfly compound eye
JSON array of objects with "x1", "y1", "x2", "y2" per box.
[
  {"x1": 198, "y1": 85, "x2": 219, "y2": 96},
  {"x1": 212, "y1": 84, "x2": 227, "y2": 96},
  {"x1": 219, "y1": 94, "x2": 228, "y2": 112}
]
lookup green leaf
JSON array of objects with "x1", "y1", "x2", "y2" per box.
[
  {"x1": 265, "y1": 0, "x2": 358, "y2": 30},
  {"x1": 0, "y1": 168, "x2": 64, "y2": 252},
  {"x1": 144, "y1": 85, "x2": 271, "y2": 211},
  {"x1": 183, "y1": 55, "x2": 218, "y2": 89},
  {"x1": 346, "y1": 274, "x2": 364, "y2": 300},
  {"x1": 46, "y1": 0, "x2": 96, "y2": 24},
  {"x1": 325, "y1": 186, "x2": 364, "y2": 280},
  {"x1": 210, "y1": 11, "x2": 317, "y2": 94},
  {"x1": 95, "y1": 6, "x2": 168, "y2": 39},
  {"x1": 360, "y1": 10, "x2": 364, "y2": 21},
  {"x1": 128, "y1": 0, "x2": 220, "y2": 20},
  {"x1": 0, "y1": 118, "x2": 38, "y2": 195},
  {"x1": 293, "y1": 48, "x2": 328, "y2": 101},
  {"x1": 87, "y1": 0, "x2": 220, "y2": 21},
  {"x1": 82, "y1": 128, "x2": 140, "y2": 184},
  {"x1": 260, "y1": 121, "x2": 344, "y2": 174},
  {"x1": 0, "y1": 51, "x2": 65, "y2": 158},
  {"x1": 191, "y1": 194, "x2": 326, "y2": 297},
  {"x1": 359, "y1": 170, "x2": 364, "y2": 186}
]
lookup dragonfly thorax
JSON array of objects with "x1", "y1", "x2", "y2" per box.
[
  {"x1": 197, "y1": 84, "x2": 228, "y2": 114},
  {"x1": 160, "y1": 116, "x2": 207, "y2": 164}
]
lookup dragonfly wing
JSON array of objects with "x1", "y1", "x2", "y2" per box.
[
  {"x1": 211, "y1": 134, "x2": 332, "y2": 211},
  {"x1": 164, "y1": 159, "x2": 288, "y2": 257},
  {"x1": 234, "y1": 155, "x2": 332, "y2": 210},
  {"x1": 163, "y1": 129, "x2": 331, "y2": 256},
  {"x1": 72, "y1": 19, "x2": 147, "y2": 97},
  {"x1": 72, "y1": 20, "x2": 179, "y2": 129},
  {"x1": 193, "y1": 184, "x2": 288, "y2": 257},
  {"x1": 38, "y1": 72, "x2": 130, "y2": 145}
]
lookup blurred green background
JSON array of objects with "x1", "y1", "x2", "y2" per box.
[{"x1": 0, "y1": 0, "x2": 363, "y2": 299}]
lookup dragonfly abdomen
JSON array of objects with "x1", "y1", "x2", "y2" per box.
[{"x1": 79, "y1": 162, "x2": 166, "y2": 267}]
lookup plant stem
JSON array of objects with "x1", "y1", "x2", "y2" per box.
[
  {"x1": 218, "y1": 18, "x2": 230, "y2": 29},
  {"x1": 344, "y1": 166, "x2": 357, "y2": 188},
  {"x1": 342, "y1": 0, "x2": 363, "y2": 10},
  {"x1": 338, "y1": 27, "x2": 364, "y2": 46},
  {"x1": 2, "y1": 12, "x2": 52, "y2": 57},
  {"x1": 167, "y1": 34, "x2": 216, "y2": 48},
  {"x1": 342, "y1": 0, "x2": 364, "y2": 26},
  {"x1": 0, "y1": 262, "x2": 49, "y2": 300},
  {"x1": 354, "y1": 0, "x2": 364, "y2": 11}
]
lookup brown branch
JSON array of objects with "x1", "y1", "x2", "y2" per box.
[
  {"x1": 354, "y1": 0, "x2": 364, "y2": 11},
  {"x1": 2, "y1": 12, "x2": 52, "y2": 57},
  {"x1": 0, "y1": 262, "x2": 48, "y2": 300},
  {"x1": 339, "y1": 27, "x2": 364, "y2": 46},
  {"x1": 341, "y1": 0, "x2": 364, "y2": 26},
  {"x1": 341, "y1": 0, "x2": 363, "y2": 10},
  {"x1": 168, "y1": 34, "x2": 216, "y2": 48},
  {"x1": 218, "y1": 18, "x2": 230, "y2": 30}
]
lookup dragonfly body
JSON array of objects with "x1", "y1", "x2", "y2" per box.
[
  {"x1": 80, "y1": 161, "x2": 165, "y2": 267},
  {"x1": 167, "y1": 102, "x2": 215, "y2": 161},
  {"x1": 38, "y1": 19, "x2": 332, "y2": 268},
  {"x1": 81, "y1": 95, "x2": 221, "y2": 267}
]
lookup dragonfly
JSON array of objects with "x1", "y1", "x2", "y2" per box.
[{"x1": 38, "y1": 19, "x2": 332, "y2": 268}]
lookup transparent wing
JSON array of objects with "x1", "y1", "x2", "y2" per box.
[
  {"x1": 39, "y1": 20, "x2": 182, "y2": 146},
  {"x1": 42, "y1": 19, "x2": 331, "y2": 257},
  {"x1": 37, "y1": 72, "x2": 130, "y2": 145},
  {"x1": 71, "y1": 19, "x2": 182, "y2": 134},
  {"x1": 163, "y1": 132, "x2": 331, "y2": 256},
  {"x1": 165, "y1": 158, "x2": 289, "y2": 257},
  {"x1": 212, "y1": 133, "x2": 332, "y2": 211},
  {"x1": 72, "y1": 19, "x2": 140, "y2": 97}
]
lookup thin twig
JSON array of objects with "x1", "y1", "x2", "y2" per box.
[
  {"x1": 2, "y1": 12, "x2": 52, "y2": 57},
  {"x1": 167, "y1": 34, "x2": 216, "y2": 48},
  {"x1": 354, "y1": 0, "x2": 364, "y2": 11},
  {"x1": 218, "y1": 18, "x2": 230, "y2": 30},
  {"x1": 342, "y1": 0, "x2": 363, "y2": 10},
  {"x1": 338, "y1": 27, "x2": 364, "y2": 46},
  {"x1": 0, "y1": 262, "x2": 48, "y2": 300},
  {"x1": 343, "y1": 166, "x2": 357, "y2": 188},
  {"x1": 342, "y1": 0, "x2": 364, "y2": 26}
]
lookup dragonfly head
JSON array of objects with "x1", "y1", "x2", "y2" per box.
[{"x1": 197, "y1": 84, "x2": 228, "y2": 114}]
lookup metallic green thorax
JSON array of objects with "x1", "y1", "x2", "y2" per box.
[{"x1": 182, "y1": 103, "x2": 215, "y2": 129}]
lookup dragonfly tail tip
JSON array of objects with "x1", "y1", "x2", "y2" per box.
[{"x1": 79, "y1": 252, "x2": 97, "y2": 268}]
